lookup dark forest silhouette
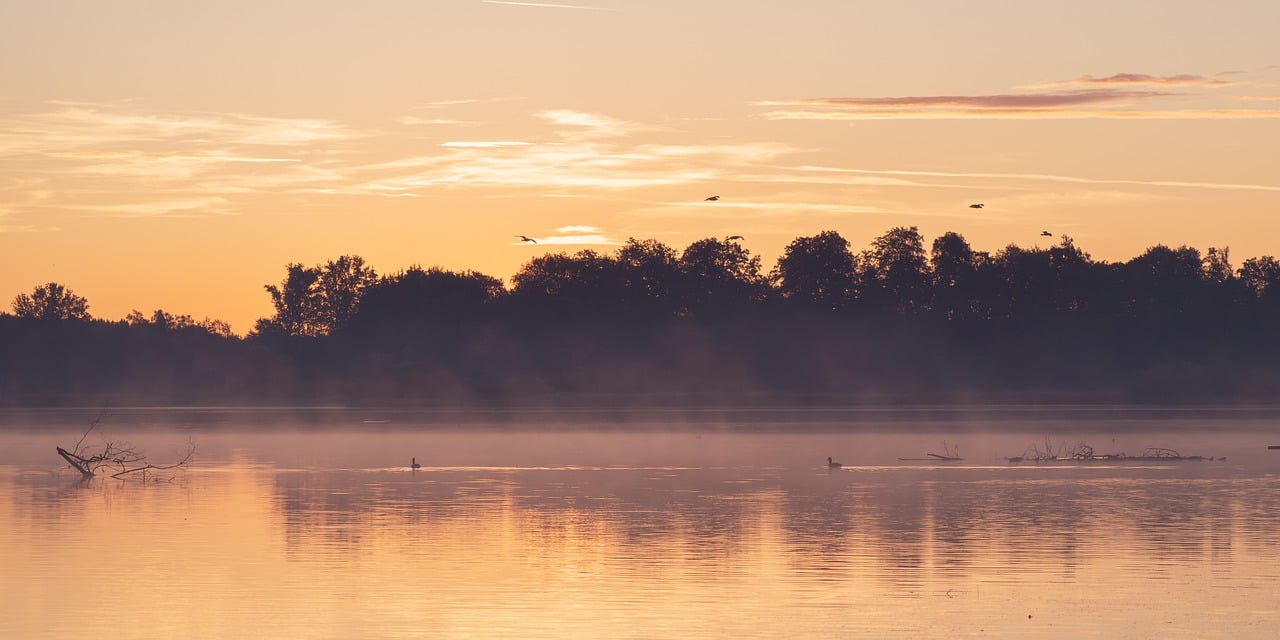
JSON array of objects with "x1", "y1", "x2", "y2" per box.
[{"x1": 5, "y1": 227, "x2": 1280, "y2": 407}]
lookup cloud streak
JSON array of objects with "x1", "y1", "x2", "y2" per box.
[
  {"x1": 481, "y1": 0, "x2": 618, "y2": 10},
  {"x1": 760, "y1": 71, "x2": 1280, "y2": 120},
  {"x1": 796, "y1": 166, "x2": 1280, "y2": 193},
  {"x1": 1023, "y1": 73, "x2": 1234, "y2": 89}
]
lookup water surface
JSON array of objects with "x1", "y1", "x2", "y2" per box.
[{"x1": 2, "y1": 422, "x2": 1279, "y2": 639}]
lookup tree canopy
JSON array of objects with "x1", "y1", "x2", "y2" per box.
[{"x1": 6, "y1": 228, "x2": 1280, "y2": 407}]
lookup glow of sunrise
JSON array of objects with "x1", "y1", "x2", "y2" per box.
[{"x1": 2, "y1": 1, "x2": 1279, "y2": 332}]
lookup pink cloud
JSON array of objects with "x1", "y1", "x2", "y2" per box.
[{"x1": 776, "y1": 89, "x2": 1170, "y2": 110}]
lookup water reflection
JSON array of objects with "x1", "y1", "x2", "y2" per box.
[{"x1": 3, "y1": 432, "x2": 1280, "y2": 639}]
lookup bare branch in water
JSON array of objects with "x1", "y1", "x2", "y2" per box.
[{"x1": 56, "y1": 414, "x2": 195, "y2": 480}]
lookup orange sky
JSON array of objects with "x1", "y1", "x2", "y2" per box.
[{"x1": 3, "y1": 1, "x2": 1279, "y2": 333}]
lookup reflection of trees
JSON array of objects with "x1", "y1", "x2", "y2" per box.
[{"x1": 262, "y1": 467, "x2": 1277, "y2": 589}]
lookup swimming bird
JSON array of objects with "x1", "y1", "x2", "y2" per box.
[
  {"x1": 705, "y1": 195, "x2": 720, "y2": 201},
  {"x1": 516, "y1": 235, "x2": 538, "y2": 244},
  {"x1": 828, "y1": 456, "x2": 842, "y2": 470},
  {"x1": 411, "y1": 457, "x2": 421, "y2": 469},
  {"x1": 726, "y1": 235, "x2": 744, "y2": 241},
  {"x1": 1040, "y1": 230, "x2": 1053, "y2": 237},
  {"x1": 969, "y1": 203, "x2": 984, "y2": 208}
]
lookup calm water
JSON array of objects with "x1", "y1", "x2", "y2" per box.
[{"x1": 2, "y1": 418, "x2": 1280, "y2": 639}]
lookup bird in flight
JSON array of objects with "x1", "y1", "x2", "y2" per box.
[
  {"x1": 969, "y1": 203, "x2": 984, "y2": 209},
  {"x1": 704, "y1": 195, "x2": 720, "y2": 201},
  {"x1": 516, "y1": 235, "x2": 538, "y2": 244},
  {"x1": 1040, "y1": 231, "x2": 1053, "y2": 237},
  {"x1": 726, "y1": 235, "x2": 744, "y2": 241}
]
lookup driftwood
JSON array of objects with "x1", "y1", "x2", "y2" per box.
[{"x1": 56, "y1": 414, "x2": 195, "y2": 480}]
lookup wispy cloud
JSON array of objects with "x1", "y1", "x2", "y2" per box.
[
  {"x1": 635, "y1": 199, "x2": 892, "y2": 220},
  {"x1": 396, "y1": 116, "x2": 473, "y2": 126},
  {"x1": 512, "y1": 225, "x2": 621, "y2": 246},
  {"x1": 481, "y1": 0, "x2": 619, "y2": 10},
  {"x1": 527, "y1": 234, "x2": 622, "y2": 245},
  {"x1": 441, "y1": 141, "x2": 534, "y2": 148},
  {"x1": 1023, "y1": 73, "x2": 1234, "y2": 89},
  {"x1": 795, "y1": 166, "x2": 1280, "y2": 193},
  {"x1": 759, "y1": 71, "x2": 1280, "y2": 120},
  {"x1": 66, "y1": 197, "x2": 238, "y2": 218},
  {"x1": 538, "y1": 109, "x2": 636, "y2": 139}
]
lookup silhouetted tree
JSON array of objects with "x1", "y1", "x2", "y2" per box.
[
  {"x1": 12, "y1": 282, "x2": 90, "y2": 320},
  {"x1": 317, "y1": 255, "x2": 378, "y2": 332},
  {"x1": 353, "y1": 266, "x2": 503, "y2": 329},
  {"x1": 773, "y1": 230, "x2": 858, "y2": 310},
  {"x1": 255, "y1": 255, "x2": 377, "y2": 337},
  {"x1": 615, "y1": 238, "x2": 681, "y2": 308},
  {"x1": 511, "y1": 250, "x2": 624, "y2": 306},
  {"x1": 10, "y1": 226, "x2": 1280, "y2": 406},
  {"x1": 1239, "y1": 255, "x2": 1280, "y2": 301},
  {"x1": 1204, "y1": 247, "x2": 1234, "y2": 284},
  {"x1": 1121, "y1": 245, "x2": 1205, "y2": 317},
  {"x1": 860, "y1": 226, "x2": 929, "y2": 314},
  {"x1": 679, "y1": 237, "x2": 767, "y2": 312},
  {"x1": 1044, "y1": 236, "x2": 1097, "y2": 313},
  {"x1": 930, "y1": 232, "x2": 979, "y2": 320},
  {"x1": 256, "y1": 263, "x2": 323, "y2": 337},
  {"x1": 125, "y1": 309, "x2": 235, "y2": 337}
]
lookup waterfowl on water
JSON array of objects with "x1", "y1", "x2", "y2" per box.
[
  {"x1": 411, "y1": 457, "x2": 421, "y2": 469},
  {"x1": 828, "y1": 456, "x2": 842, "y2": 470}
]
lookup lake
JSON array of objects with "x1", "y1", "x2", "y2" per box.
[{"x1": 2, "y1": 410, "x2": 1279, "y2": 639}]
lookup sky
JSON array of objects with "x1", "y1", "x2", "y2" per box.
[{"x1": 2, "y1": 0, "x2": 1279, "y2": 333}]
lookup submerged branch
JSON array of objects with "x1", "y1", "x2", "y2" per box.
[{"x1": 56, "y1": 415, "x2": 196, "y2": 480}]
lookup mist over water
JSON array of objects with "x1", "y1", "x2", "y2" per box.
[{"x1": 3, "y1": 410, "x2": 1280, "y2": 639}]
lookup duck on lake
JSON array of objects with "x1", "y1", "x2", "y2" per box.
[
  {"x1": 828, "y1": 456, "x2": 843, "y2": 470},
  {"x1": 411, "y1": 457, "x2": 421, "y2": 469}
]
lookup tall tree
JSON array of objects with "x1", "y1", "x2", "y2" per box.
[
  {"x1": 317, "y1": 255, "x2": 378, "y2": 332},
  {"x1": 930, "y1": 232, "x2": 978, "y2": 320},
  {"x1": 1239, "y1": 255, "x2": 1280, "y2": 301},
  {"x1": 679, "y1": 237, "x2": 767, "y2": 311},
  {"x1": 354, "y1": 266, "x2": 503, "y2": 327},
  {"x1": 255, "y1": 255, "x2": 377, "y2": 337},
  {"x1": 11, "y1": 282, "x2": 90, "y2": 320},
  {"x1": 511, "y1": 250, "x2": 623, "y2": 305},
  {"x1": 257, "y1": 263, "x2": 323, "y2": 337},
  {"x1": 773, "y1": 230, "x2": 857, "y2": 310},
  {"x1": 861, "y1": 226, "x2": 929, "y2": 314},
  {"x1": 615, "y1": 238, "x2": 680, "y2": 306}
]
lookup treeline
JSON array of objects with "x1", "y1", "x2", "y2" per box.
[{"x1": 4, "y1": 227, "x2": 1280, "y2": 407}]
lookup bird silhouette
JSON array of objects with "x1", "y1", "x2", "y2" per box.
[
  {"x1": 516, "y1": 235, "x2": 538, "y2": 244},
  {"x1": 704, "y1": 195, "x2": 720, "y2": 201},
  {"x1": 1040, "y1": 231, "x2": 1052, "y2": 237},
  {"x1": 969, "y1": 203, "x2": 984, "y2": 208},
  {"x1": 411, "y1": 457, "x2": 421, "y2": 469},
  {"x1": 726, "y1": 235, "x2": 744, "y2": 241},
  {"x1": 828, "y1": 456, "x2": 843, "y2": 470}
]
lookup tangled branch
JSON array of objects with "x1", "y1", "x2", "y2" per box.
[{"x1": 56, "y1": 414, "x2": 196, "y2": 480}]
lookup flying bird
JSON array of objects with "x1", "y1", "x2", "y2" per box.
[
  {"x1": 1040, "y1": 231, "x2": 1053, "y2": 237},
  {"x1": 969, "y1": 203, "x2": 984, "y2": 209},
  {"x1": 516, "y1": 235, "x2": 538, "y2": 244},
  {"x1": 726, "y1": 235, "x2": 744, "y2": 241},
  {"x1": 704, "y1": 195, "x2": 720, "y2": 201}
]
